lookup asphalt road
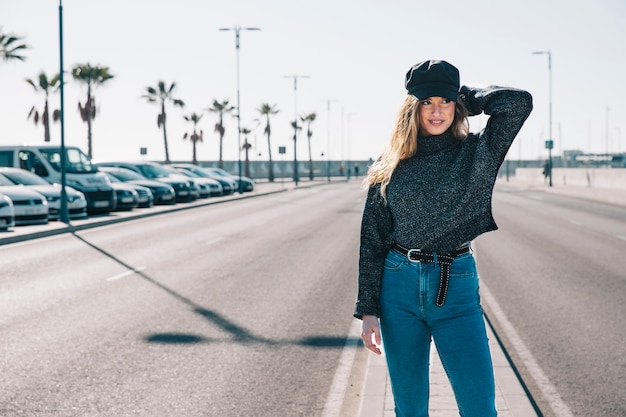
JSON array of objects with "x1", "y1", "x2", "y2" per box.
[
  {"x1": 3, "y1": 180, "x2": 625, "y2": 417},
  {"x1": 475, "y1": 184, "x2": 626, "y2": 417},
  {"x1": 0, "y1": 182, "x2": 366, "y2": 417}
]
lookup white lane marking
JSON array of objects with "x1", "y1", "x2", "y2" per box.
[
  {"x1": 107, "y1": 266, "x2": 146, "y2": 282},
  {"x1": 569, "y1": 219, "x2": 583, "y2": 226},
  {"x1": 205, "y1": 236, "x2": 225, "y2": 246},
  {"x1": 617, "y1": 235, "x2": 626, "y2": 242},
  {"x1": 321, "y1": 318, "x2": 361, "y2": 417},
  {"x1": 480, "y1": 282, "x2": 574, "y2": 417}
]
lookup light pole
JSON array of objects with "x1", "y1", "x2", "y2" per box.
[
  {"x1": 284, "y1": 74, "x2": 309, "y2": 185},
  {"x1": 322, "y1": 99, "x2": 338, "y2": 182},
  {"x1": 58, "y1": 0, "x2": 69, "y2": 223},
  {"x1": 532, "y1": 50, "x2": 553, "y2": 186},
  {"x1": 605, "y1": 106, "x2": 611, "y2": 167},
  {"x1": 220, "y1": 25, "x2": 260, "y2": 193},
  {"x1": 347, "y1": 112, "x2": 357, "y2": 180}
]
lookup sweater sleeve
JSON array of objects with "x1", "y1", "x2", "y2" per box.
[
  {"x1": 354, "y1": 183, "x2": 394, "y2": 319},
  {"x1": 460, "y1": 85, "x2": 533, "y2": 163}
]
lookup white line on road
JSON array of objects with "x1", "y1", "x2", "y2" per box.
[
  {"x1": 617, "y1": 235, "x2": 626, "y2": 242},
  {"x1": 480, "y1": 282, "x2": 574, "y2": 417},
  {"x1": 106, "y1": 266, "x2": 146, "y2": 281},
  {"x1": 205, "y1": 237, "x2": 225, "y2": 246},
  {"x1": 321, "y1": 318, "x2": 362, "y2": 417}
]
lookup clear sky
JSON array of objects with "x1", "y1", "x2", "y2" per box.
[{"x1": 1, "y1": 0, "x2": 625, "y2": 165}]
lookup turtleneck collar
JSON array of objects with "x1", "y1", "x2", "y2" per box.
[{"x1": 416, "y1": 129, "x2": 460, "y2": 155}]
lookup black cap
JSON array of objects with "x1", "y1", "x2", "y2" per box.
[{"x1": 405, "y1": 60, "x2": 460, "y2": 101}]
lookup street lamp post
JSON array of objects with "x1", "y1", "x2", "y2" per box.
[
  {"x1": 284, "y1": 74, "x2": 309, "y2": 186},
  {"x1": 347, "y1": 112, "x2": 356, "y2": 180},
  {"x1": 58, "y1": 0, "x2": 69, "y2": 223},
  {"x1": 220, "y1": 25, "x2": 260, "y2": 194},
  {"x1": 605, "y1": 106, "x2": 611, "y2": 167},
  {"x1": 322, "y1": 99, "x2": 338, "y2": 182},
  {"x1": 532, "y1": 50, "x2": 553, "y2": 187}
]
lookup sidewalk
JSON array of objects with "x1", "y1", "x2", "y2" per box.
[{"x1": 358, "y1": 318, "x2": 538, "y2": 417}]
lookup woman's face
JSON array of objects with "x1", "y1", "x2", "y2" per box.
[{"x1": 417, "y1": 96, "x2": 455, "y2": 136}]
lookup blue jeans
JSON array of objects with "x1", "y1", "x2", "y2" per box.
[{"x1": 379, "y1": 248, "x2": 496, "y2": 417}]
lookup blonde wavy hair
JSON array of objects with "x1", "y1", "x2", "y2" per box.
[{"x1": 363, "y1": 95, "x2": 469, "y2": 200}]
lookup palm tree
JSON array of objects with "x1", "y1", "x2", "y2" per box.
[
  {"x1": 0, "y1": 28, "x2": 28, "y2": 62},
  {"x1": 257, "y1": 103, "x2": 280, "y2": 182},
  {"x1": 207, "y1": 99, "x2": 235, "y2": 169},
  {"x1": 142, "y1": 81, "x2": 185, "y2": 163},
  {"x1": 182, "y1": 113, "x2": 204, "y2": 164},
  {"x1": 301, "y1": 112, "x2": 317, "y2": 180},
  {"x1": 291, "y1": 120, "x2": 302, "y2": 184},
  {"x1": 71, "y1": 63, "x2": 114, "y2": 158},
  {"x1": 25, "y1": 72, "x2": 61, "y2": 142}
]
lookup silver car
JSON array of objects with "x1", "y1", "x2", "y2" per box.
[
  {"x1": 0, "y1": 185, "x2": 48, "y2": 225},
  {"x1": 0, "y1": 167, "x2": 87, "y2": 220},
  {"x1": 0, "y1": 192, "x2": 15, "y2": 230}
]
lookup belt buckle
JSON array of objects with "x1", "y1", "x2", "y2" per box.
[{"x1": 406, "y1": 248, "x2": 422, "y2": 262}]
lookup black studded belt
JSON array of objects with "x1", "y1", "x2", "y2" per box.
[{"x1": 392, "y1": 243, "x2": 471, "y2": 307}]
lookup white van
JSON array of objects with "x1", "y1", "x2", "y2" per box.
[{"x1": 0, "y1": 145, "x2": 115, "y2": 213}]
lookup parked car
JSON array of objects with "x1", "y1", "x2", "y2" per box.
[
  {"x1": 96, "y1": 162, "x2": 193, "y2": 203},
  {"x1": 175, "y1": 176, "x2": 200, "y2": 200},
  {"x1": 111, "y1": 183, "x2": 139, "y2": 211},
  {"x1": 170, "y1": 164, "x2": 238, "y2": 195},
  {"x1": 0, "y1": 145, "x2": 114, "y2": 213},
  {"x1": 98, "y1": 166, "x2": 175, "y2": 205},
  {"x1": 103, "y1": 172, "x2": 154, "y2": 208},
  {"x1": 0, "y1": 192, "x2": 15, "y2": 230},
  {"x1": 0, "y1": 167, "x2": 87, "y2": 220},
  {"x1": 152, "y1": 164, "x2": 201, "y2": 200},
  {"x1": 134, "y1": 186, "x2": 154, "y2": 208},
  {"x1": 163, "y1": 165, "x2": 221, "y2": 198},
  {"x1": 0, "y1": 183, "x2": 48, "y2": 225},
  {"x1": 205, "y1": 167, "x2": 255, "y2": 193}
]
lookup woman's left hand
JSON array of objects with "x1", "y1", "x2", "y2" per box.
[{"x1": 361, "y1": 315, "x2": 382, "y2": 355}]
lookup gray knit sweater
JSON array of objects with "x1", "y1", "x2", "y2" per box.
[{"x1": 354, "y1": 86, "x2": 533, "y2": 319}]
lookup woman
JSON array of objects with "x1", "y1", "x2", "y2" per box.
[{"x1": 355, "y1": 59, "x2": 532, "y2": 417}]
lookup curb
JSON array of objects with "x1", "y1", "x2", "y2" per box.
[{"x1": 0, "y1": 184, "x2": 290, "y2": 246}]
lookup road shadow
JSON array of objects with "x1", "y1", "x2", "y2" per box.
[{"x1": 71, "y1": 232, "x2": 359, "y2": 348}]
